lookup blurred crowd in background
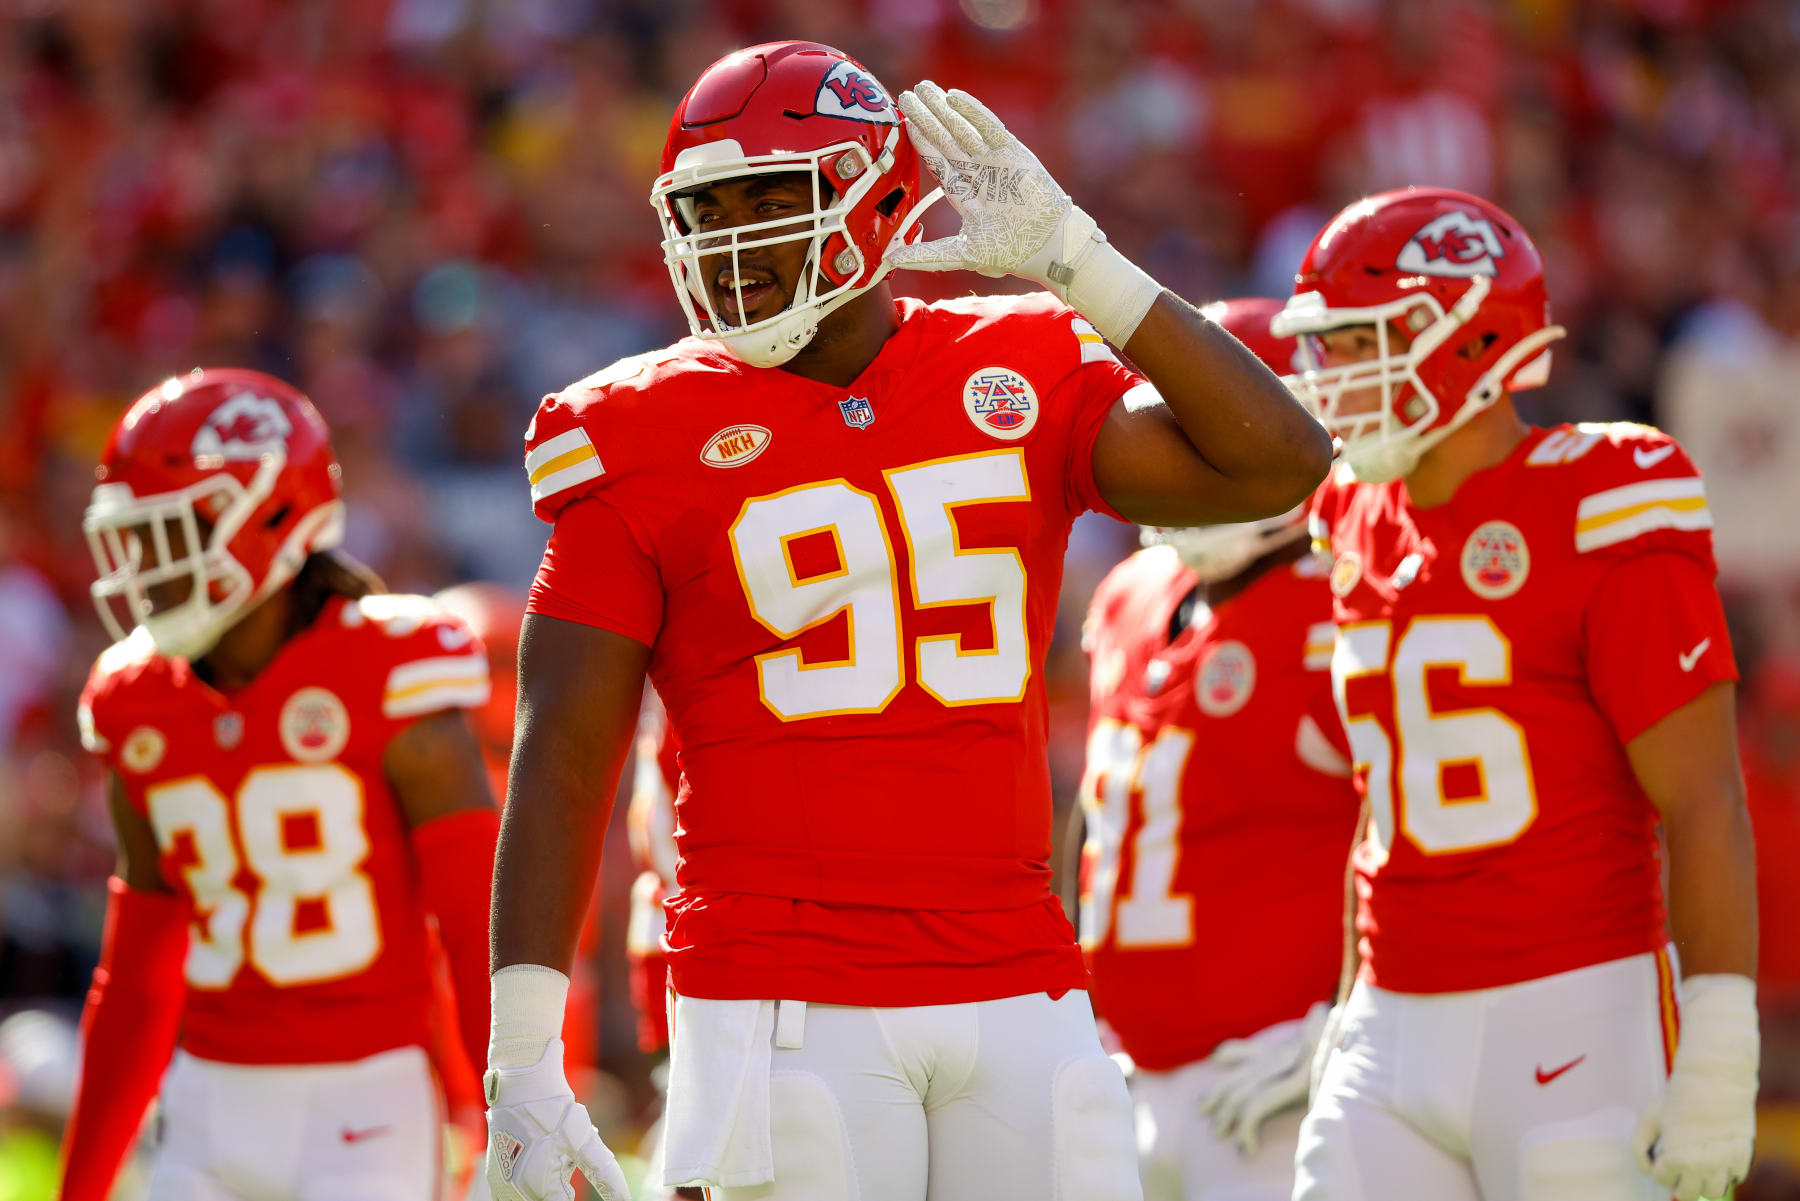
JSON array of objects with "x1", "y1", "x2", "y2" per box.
[{"x1": 4, "y1": 0, "x2": 1800, "y2": 1196}]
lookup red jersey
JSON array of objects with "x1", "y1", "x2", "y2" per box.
[
  {"x1": 626, "y1": 691, "x2": 680, "y2": 1052},
  {"x1": 526, "y1": 294, "x2": 1140, "y2": 1005},
  {"x1": 1313, "y1": 423, "x2": 1737, "y2": 994},
  {"x1": 1080, "y1": 546, "x2": 1355, "y2": 1070},
  {"x1": 76, "y1": 594, "x2": 490, "y2": 1065}
]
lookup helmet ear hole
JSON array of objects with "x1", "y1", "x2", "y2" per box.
[
  {"x1": 874, "y1": 187, "x2": 904, "y2": 219},
  {"x1": 264, "y1": 503, "x2": 292, "y2": 530},
  {"x1": 1459, "y1": 332, "x2": 1498, "y2": 360}
]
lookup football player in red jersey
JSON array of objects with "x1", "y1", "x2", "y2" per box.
[
  {"x1": 1273, "y1": 188, "x2": 1759, "y2": 1201},
  {"x1": 1076, "y1": 299, "x2": 1357, "y2": 1201},
  {"x1": 481, "y1": 42, "x2": 1331, "y2": 1201},
  {"x1": 61, "y1": 369, "x2": 501, "y2": 1201}
]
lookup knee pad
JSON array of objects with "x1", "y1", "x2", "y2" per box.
[
  {"x1": 1517, "y1": 1108, "x2": 1652, "y2": 1201},
  {"x1": 1052, "y1": 1055, "x2": 1141, "y2": 1201}
]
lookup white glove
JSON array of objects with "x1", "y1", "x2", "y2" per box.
[
  {"x1": 890, "y1": 81, "x2": 1162, "y2": 346},
  {"x1": 1635, "y1": 974, "x2": 1758, "y2": 1201},
  {"x1": 484, "y1": 1037, "x2": 630, "y2": 1201},
  {"x1": 1199, "y1": 1002, "x2": 1332, "y2": 1157}
]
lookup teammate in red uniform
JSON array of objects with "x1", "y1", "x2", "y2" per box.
[
  {"x1": 481, "y1": 42, "x2": 1331, "y2": 1201},
  {"x1": 1077, "y1": 299, "x2": 1356, "y2": 1201},
  {"x1": 1274, "y1": 188, "x2": 1759, "y2": 1201},
  {"x1": 61, "y1": 369, "x2": 500, "y2": 1201}
]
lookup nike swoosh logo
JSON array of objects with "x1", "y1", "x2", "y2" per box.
[
  {"x1": 1535, "y1": 1055, "x2": 1586, "y2": 1085},
  {"x1": 437, "y1": 625, "x2": 474, "y2": 651},
  {"x1": 1635, "y1": 445, "x2": 1677, "y2": 469},
  {"x1": 1679, "y1": 638, "x2": 1712, "y2": 672},
  {"x1": 340, "y1": 1125, "x2": 392, "y2": 1144}
]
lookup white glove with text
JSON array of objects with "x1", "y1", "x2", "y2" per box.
[
  {"x1": 890, "y1": 81, "x2": 1162, "y2": 347},
  {"x1": 1200, "y1": 1001, "x2": 1333, "y2": 1157},
  {"x1": 1635, "y1": 973, "x2": 1758, "y2": 1201}
]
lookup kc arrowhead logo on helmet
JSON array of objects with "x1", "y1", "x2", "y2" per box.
[
  {"x1": 191, "y1": 390, "x2": 295, "y2": 461},
  {"x1": 815, "y1": 61, "x2": 897, "y2": 124},
  {"x1": 1396, "y1": 211, "x2": 1507, "y2": 279}
]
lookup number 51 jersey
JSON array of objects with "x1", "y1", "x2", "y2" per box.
[
  {"x1": 527, "y1": 293, "x2": 1144, "y2": 1007},
  {"x1": 1313, "y1": 422, "x2": 1737, "y2": 995}
]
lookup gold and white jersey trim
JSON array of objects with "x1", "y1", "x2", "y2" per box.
[{"x1": 1574, "y1": 476, "x2": 1711, "y2": 553}]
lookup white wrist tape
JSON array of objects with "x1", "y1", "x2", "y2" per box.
[
  {"x1": 490, "y1": 963, "x2": 570, "y2": 1070},
  {"x1": 1045, "y1": 205, "x2": 1163, "y2": 347},
  {"x1": 1676, "y1": 973, "x2": 1759, "y2": 1071}
]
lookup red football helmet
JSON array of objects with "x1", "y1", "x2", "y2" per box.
[
  {"x1": 651, "y1": 41, "x2": 936, "y2": 367},
  {"x1": 431, "y1": 581, "x2": 523, "y2": 769},
  {"x1": 84, "y1": 368, "x2": 345, "y2": 658},
  {"x1": 1272, "y1": 187, "x2": 1566, "y2": 482},
  {"x1": 1143, "y1": 299, "x2": 1313, "y2": 581}
]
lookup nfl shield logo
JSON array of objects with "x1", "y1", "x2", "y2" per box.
[{"x1": 839, "y1": 396, "x2": 875, "y2": 429}]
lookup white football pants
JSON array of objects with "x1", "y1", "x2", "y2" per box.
[
  {"x1": 146, "y1": 1045, "x2": 439, "y2": 1201},
  {"x1": 1134, "y1": 1017, "x2": 1308, "y2": 1201},
  {"x1": 673, "y1": 990, "x2": 1141, "y2": 1201},
  {"x1": 1295, "y1": 949, "x2": 1680, "y2": 1201}
]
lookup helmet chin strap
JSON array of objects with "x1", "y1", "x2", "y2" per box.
[{"x1": 717, "y1": 189, "x2": 946, "y2": 369}]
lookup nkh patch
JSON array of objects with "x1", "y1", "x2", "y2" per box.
[
  {"x1": 121, "y1": 725, "x2": 167, "y2": 773},
  {"x1": 700, "y1": 424, "x2": 772, "y2": 468},
  {"x1": 839, "y1": 396, "x2": 875, "y2": 429}
]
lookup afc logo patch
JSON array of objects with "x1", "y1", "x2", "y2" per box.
[
  {"x1": 1397, "y1": 211, "x2": 1506, "y2": 279},
  {"x1": 963, "y1": 367, "x2": 1039, "y2": 440},
  {"x1": 815, "y1": 61, "x2": 897, "y2": 125},
  {"x1": 192, "y1": 390, "x2": 293, "y2": 461},
  {"x1": 839, "y1": 396, "x2": 875, "y2": 429},
  {"x1": 279, "y1": 687, "x2": 351, "y2": 763},
  {"x1": 1196, "y1": 640, "x2": 1256, "y2": 717},
  {"x1": 1461, "y1": 520, "x2": 1530, "y2": 599}
]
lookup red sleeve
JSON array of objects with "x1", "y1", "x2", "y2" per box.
[
  {"x1": 1062, "y1": 354, "x2": 1142, "y2": 522},
  {"x1": 410, "y1": 807, "x2": 500, "y2": 1075},
  {"x1": 527, "y1": 496, "x2": 665, "y2": 646},
  {"x1": 1584, "y1": 550, "x2": 1738, "y2": 743},
  {"x1": 59, "y1": 878, "x2": 188, "y2": 1201}
]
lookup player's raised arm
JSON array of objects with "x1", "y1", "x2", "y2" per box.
[
  {"x1": 58, "y1": 778, "x2": 189, "y2": 1201},
  {"x1": 890, "y1": 82, "x2": 1331, "y2": 526}
]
